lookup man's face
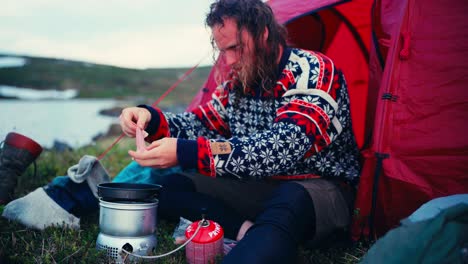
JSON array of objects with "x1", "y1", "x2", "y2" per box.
[{"x1": 212, "y1": 18, "x2": 256, "y2": 86}]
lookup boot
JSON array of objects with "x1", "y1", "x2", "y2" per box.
[{"x1": 0, "y1": 132, "x2": 43, "y2": 205}]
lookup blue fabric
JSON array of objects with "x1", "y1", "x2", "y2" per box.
[
  {"x1": 113, "y1": 161, "x2": 183, "y2": 184},
  {"x1": 408, "y1": 194, "x2": 468, "y2": 223},
  {"x1": 45, "y1": 176, "x2": 99, "y2": 217},
  {"x1": 360, "y1": 204, "x2": 468, "y2": 264}
]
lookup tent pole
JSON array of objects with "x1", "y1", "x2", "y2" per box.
[{"x1": 368, "y1": 152, "x2": 389, "y2": 240}]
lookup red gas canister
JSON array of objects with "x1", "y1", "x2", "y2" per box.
[{"x1": 185, "y1": 219, "x2": 224, "y2": 264}]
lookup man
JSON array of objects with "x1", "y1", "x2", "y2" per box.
[
  {"x1": 119, "y1": 0, "x2": 360, "y2": 262},
  {"x1": 3, "y1": 0, "x2": 360, "y2": 263}
]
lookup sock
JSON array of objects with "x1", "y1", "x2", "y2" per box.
[{"x1": 2, "y1": 187, "x2": 80, "y2": 230}]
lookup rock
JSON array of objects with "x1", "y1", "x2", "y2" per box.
[
  {"x1": 92, "y1": 124, "x2": 122, "y2": 142},
  {"x1": 106, "y1": 124, "x2": 122, "y2": 137},
  {"x1": 52, "y1": 140, "x2": 73, "y2": 152},
  {"x1": 99, "y1": 107, "x2": 123, "y2": 117}
]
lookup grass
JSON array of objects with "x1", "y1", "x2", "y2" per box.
[
  {"x1": 0, "y1": 137, "x2": 369, "y2": 263},
  {"x1": 0, "y1": 137, "x2": 188, "y2": 263}
]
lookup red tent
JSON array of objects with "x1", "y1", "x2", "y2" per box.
[
  {"x1": 188, "y1": 0, "x2": 468, "y2": 241},
  {"x1": 352, "y1": 0, "x2": 468, "y2": 239}
]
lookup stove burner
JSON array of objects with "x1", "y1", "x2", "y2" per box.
[{"x1": 96, "y1": 182, "x2": 161, "y2": 263}]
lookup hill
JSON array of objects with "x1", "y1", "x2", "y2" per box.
[{"x1": 0, "y1": 54, "x2": 212, "y2": 109}]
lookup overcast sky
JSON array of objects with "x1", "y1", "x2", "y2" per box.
[{"x1": 0, "y1": 0, "x2": 215, "y2": 69}]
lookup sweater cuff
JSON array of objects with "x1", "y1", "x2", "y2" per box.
[
  {"x1": 137, "y1": 105, "x2": 169, "y2": 142},
  {"x1": 197, "y1": 137, "x2": 216, "y2": 177},
  {"x1": 176, "y1": 139, "x2": 198, "y2": 170},
  {"x1": 137, "y1": 105, "x2": 159, "y2": 135}
]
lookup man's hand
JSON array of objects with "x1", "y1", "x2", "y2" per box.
[
  {"x1": 119, "y1": 107, "x2": 151, "y2": 138},
  {"x1": 128, "y1": 138, "x2": 178, "y2": 169}
]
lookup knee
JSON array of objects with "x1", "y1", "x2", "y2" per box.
[
  {"x1": 254, "y1": 182, "x2": 315, "y2": 242},
  {"x1": 264, "y1": 182, "x2": 314, "y2": 214}
]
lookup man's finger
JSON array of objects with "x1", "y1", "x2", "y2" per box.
[
  {"x1": 128, "y1": 150, "x2": 150, "y2": 160},
  {"x1": 137, "y1": 119, "x2": 147, "y2": 130},
  {"x1": 146, "y1": 140, "x2": 162, "y2": 151},
  {"x1": 135, "y1": 108, "x2": 149, "y2": 129},
  {"x1": 133, "y1": 158, "x2": 158, "y2": 168}
]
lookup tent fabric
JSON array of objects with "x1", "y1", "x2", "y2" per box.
[
  {"x1": 267, "y1": 0, "x2": 345, "y2": 24},
  {"x1": 352, "y1": 0, "x2": 468, "y2": 240}
]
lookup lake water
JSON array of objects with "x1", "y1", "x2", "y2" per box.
[{"x1": 0, "y1": 99, "x2": 123, "y2": 149}]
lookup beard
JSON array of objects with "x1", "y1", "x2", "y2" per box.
[
  {"x1": 233, "y1": 51, "x2": 277, "y2": 94},
  {"x1": 235, "y1": 60, "x2": 257, "y2": 90}
]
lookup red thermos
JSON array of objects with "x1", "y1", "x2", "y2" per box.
[{"x1": 185, "y1": 219, "x2": 224, "y2": 264}]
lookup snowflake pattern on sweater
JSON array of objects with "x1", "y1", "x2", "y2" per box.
[{"x1": 146, "y1": 48, "x2": 360, "y2": 184}]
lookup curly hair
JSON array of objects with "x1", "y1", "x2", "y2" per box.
[{"x1": 206, "y1": 0, "x2": 287, "y2": 94}]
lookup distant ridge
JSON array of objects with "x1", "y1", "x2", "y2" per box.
[{"x1": 0, "y1": 53, "x2": 211, "y2": 107}]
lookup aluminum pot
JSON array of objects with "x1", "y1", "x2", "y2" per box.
[{"x1": 98, "y1": 199, "x2": 158, "y2": 237}]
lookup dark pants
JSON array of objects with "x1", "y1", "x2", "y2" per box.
[{"x1": 223, "y1": 181, "x2": 316, "y2": 264}]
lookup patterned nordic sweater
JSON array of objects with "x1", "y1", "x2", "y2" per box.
[{"x1": 143, "y1": 48, "x2": 361, "y2": 185}]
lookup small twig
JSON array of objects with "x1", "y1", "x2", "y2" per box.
[
  {"x1": 344, "y1": 252, "x2": 360, "y2": 261},
  {"x1": 20, "y1": 235, "x2": 29, "y2": 246},
  {"x1": 41, "y1": 238, "x2": 45, "y2": 258},
  {"x1": 60, "y1": 227, "x2": 66, "y2": 251},
  {"x1": 11, "y1": 232, "x2": 16, "y2": 246},
  {"x1": 1, "y1": 229, "x2": 29, "y2": 234},
  {"x1": 355, "y1": 246, "x2": 367, "y2": 254},
  {"x1": 59, "y1": 247, "x2": 81, "y2": 263}
]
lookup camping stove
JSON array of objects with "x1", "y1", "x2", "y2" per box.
[{"x1": 96, "y1": 198, "x2": 158, "y2": 263}]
